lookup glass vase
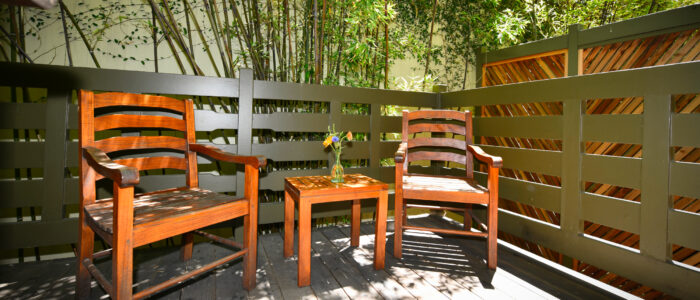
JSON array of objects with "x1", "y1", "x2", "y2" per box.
[{"x1": 331, "y1": 151, "x2": 344, "y2": 183}]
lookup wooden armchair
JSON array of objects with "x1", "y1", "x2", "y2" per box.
[
  {"x1": 76, "y1": 90, "x2": 266, "y2": 299},
  {"x1": 393, "y1": 110, "x2": 502, "y2": 269}
]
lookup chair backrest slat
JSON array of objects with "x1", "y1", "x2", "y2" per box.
[
  {"x1": 406, "y1": 110, "x2": 466, "y2": 121},
  {"x1": 94, "y1": 156, "x2": 187, "y2": 181},
  {"x1": 80, "y1": 90, "x2": 198, "y2": 189},
  {"x1": 407, "y1": 151, "x2": 467, "y2": 165},
  {"x1": 402, "y1": 109, "x2": 474, "y2": 178},
  {"x1": 94, "y1": 136, "x2": 187, "y2": 153},
  {"x1": 408, "y1": 137, "x2": 466, "y2": 150},
  {"x1": 94, "y1": 92, "x2": 186, "y2": 113},
  {"x1": 407, "y1": 123, "x2": 466, "y2": 135},
  {"x1": 94, "y1": 114, "x2": 186, "y2": 131}
]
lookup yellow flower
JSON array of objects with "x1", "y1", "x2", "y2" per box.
[
  {"x1": 323, "y1": 136, "x2": 333, "y2": 148},
  {"x1": 346, "y1": 131, "x2": 353, "y2": 141}
]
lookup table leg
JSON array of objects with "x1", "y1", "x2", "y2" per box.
[
  {"x1": 298, "y1": 200, "x2": 311, "y2": 287},
  {"x1": 351, "y1": 199, "x2": 361, "y2": 247},
  {"x1": 284, "y1": 190, "x2": 294, "y2": 258},
  {"x1": 374, "y1": 191, "x2": 388, "y2": 270}
]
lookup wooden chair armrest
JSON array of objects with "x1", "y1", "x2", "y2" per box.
[
  {"x1": 83, "y1": 147, "x2": 139, "y2": 187},
  {"x1": 190, "y1": 144, "x2": 267, "y2": 168},
  {"x1": 467, "y1": 145, "x2": 503, "y2": 168},
  {"x1": 395, "y1": 143, "x2": 407, "y2": 163}
]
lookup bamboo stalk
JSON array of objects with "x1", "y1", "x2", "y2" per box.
[
  {"x1": 146, "y1": 1, "x2": 185, "y2": 74},
  {"x1": 59, "y1": 1, "x2": 99, "y2": 68},
  {"x1": 183, "y1": 0, "x2": 222, "y2": 77},
  {"x1": 160, "y1": 0, "x2": 204, "y2": 75},
  {"x1": 59, "y1": 1, "x2": 73, "y2": 66}
]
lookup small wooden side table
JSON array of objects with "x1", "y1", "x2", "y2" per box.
[{"x1": 283, "y1": 174, "x2": 389, "y2": 287}]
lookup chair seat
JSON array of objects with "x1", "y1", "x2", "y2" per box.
[
  {"x1": 403, "y1": 174, "x2": 489, "y2": 203},
  {"x1": 85, "y1": 187, "x2": 249, "y2": 247}
]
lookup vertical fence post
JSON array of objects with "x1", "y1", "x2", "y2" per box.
[
  {"x1": 567, "y1": 24, "x2": 583, "y2": 77},
  {"x1": 328, "y1": 100, "x2": 342, "y2": 172},
  {"x1": 369, "y1": 103, "x2": 381, "y2": 179},
  {"x1": 561, "y1": 99, "x2": 584, "y2": 238},
  {"x1": 475, "y1": 50, "x2": 485, "y2": 88},
  {"x1": 235, "y1": 69, "x2": 254, "y2": 241},
  {"x1": 640, "y1": 94, "x2": 672, "y2": 261},
  {"x1": 43, "y1": 88, "x2": 71, "y2": 223}
]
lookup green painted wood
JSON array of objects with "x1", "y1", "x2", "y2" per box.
[
  {"x1": 671, "y1": 113, "x2": 700, "y2": 147},
  {"x1": 0, "y1": 180, "x2": 45, "y2": 208},
  {"x1": 341, "y1": 114, "x2": 371, "y2": 132},
  {"x1": 473, "y1": 116, "x2": 562, "y2": 139},
  {"x1": 0, "y1": 142, "x2": 44, "y2": 168},
  {"x1": 581, "y1": 154, "x2": 641, "y2": 189},
  {"x1": 670, "y1": 161, "x2": 700, "y2": 199},
  {"x1": 568, "y1": 24, "x2": 582, "y2": 76},
  {"x1": 478, "y1": 145, "x2": 562, "y2": 176},
  {"x1": 668, "y1": 209, "x2": 700, "y2": 251},
  {"x1": 41, "y1": 89, "x2": 70, "y2": 222},
  {"x1": 369, "y1": 103, "x2": 382, "y2": 179},
  {"x1": 561, "y1": 99, "x2": 583, "y2": 236},
  {"x1": 253, "y1": 113, "x2": 328, "y2": 132},
  {"x1": 640, "y1": 94, "x2": 672, "y2": 261},
  {"x1": 0, "y1": 103, "x2": 46, "y2": 128},
  {"x1": 235, "y1": 69, "x2": 254, "y2": 199},
  {"x1": 441, "y1": 61, "x2": 700, "y2": 106},
  {"x1": 0, "y1": 219, "x2": 77, "y2": 249},
  {"x1": 194, "y1": 110, "x2": 238, "y2": 131},
  {"x1": 582, "y1": 114, "x2": 642, "y2": 144},
  {"x1": 253, "y1": 80, "x2": 438, "y2": 106},
  {"x1": 0, "y1": 62, "x2": 240, "y2": 98},
  {"x1": 378, "y1": 141, "x2": 400, "y2": 159},
  {"x1": 482, "y1": 36, "x2": 567, "y2": 65},
  {"x1": 581, "y1": 192, "x2": 640, "y2": 233},
  {"x1": 578, "y1": 4, "x2": 700, "y2": 48},
  {"x1": 380, "y1": 116, "x2": 402, "y2": 133},
  {"x1": 475, "y1": 171, "x2": 561, "y2": 212},
  {"x1": 252, "y1": 141, "x2": 370, "y2": 161}
]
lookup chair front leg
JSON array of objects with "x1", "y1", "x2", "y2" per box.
[
  {"x1": 242, "y1": 164, "x2": 259, "y2": 290},
  {"x1": 112, "y1": 183, "x2": 134, "y2": 299},
  {"x1": 487, "y1": 165, "x2": 499, "y2": 270},
  {"x1": 76, "y1": 215, "x2": 95, "y2": 299},
  {"x1": 393, "y1": 163, "x2": 404, "y2": 259}
]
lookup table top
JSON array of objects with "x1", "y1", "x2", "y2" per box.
[{"x1": 285, "y1": 174, "x2": 388, "y2": 197}]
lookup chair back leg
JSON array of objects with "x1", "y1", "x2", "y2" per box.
[
  {"x1": 393, "y1": 192, "x2": 404, "y2": 259},
  {"x1": 181, "y1": 232, "x2": 194, "y2": 261}
]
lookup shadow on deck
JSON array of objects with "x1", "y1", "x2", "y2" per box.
[{"x1": 0, "y1": 215, "x2": 635, "y2": 299}]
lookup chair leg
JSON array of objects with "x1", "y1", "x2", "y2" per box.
[
  {"x1": 487, "y1": 198, "x2": 498, "y2": 270},
  {"x1": 242, "y1": 213, "x2": 257, "y2": 290},
  {"x1": 464, "y1": 204, "x2": 473, "y2": 231},
  {"x1": 76, "y1": 220, "x2": 94, "y2": 300},
  {"x1": 393, "y1": 192, "x2": 403, "y2": 259},
  {"x1": 180, "y1": 232, "x2": 194, "y2": 261}
]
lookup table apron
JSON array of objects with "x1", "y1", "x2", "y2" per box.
[{"x1": 303, "y1": 190, "x2": 388, "y2": 205}]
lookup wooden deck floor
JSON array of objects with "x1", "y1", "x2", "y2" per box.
[{"x1": 0, "y1": 216, "x2": 633, "y2": 299}]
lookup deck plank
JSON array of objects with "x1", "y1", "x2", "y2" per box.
[
  {"x1": 319, "y1": 227, "x2": 416, "y2": 300},
  {"x1": 330, "y1": 226, "x2": 450, "y2": 300},
  {"x1": 247, "y1": 242, "x2": 284, "y2": 300},
  {"x1": 259, "y1": 233, "x2": 317, "y2": 300}
]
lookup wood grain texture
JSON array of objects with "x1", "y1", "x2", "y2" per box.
[
  {"x1": 83, "y1": 147, "x2": 139, "y2": 187},
  {"x1": 407, "y1": 109, "x2": 467, "y2": 121},
  {"x1": 408, "y1": 123, "x2": 467, "y2": 135},
  {"x1": 190, "y1": 143, "x2": 266, "y2": 168},
  {"x1": 409, "y1": 137, "x2": 467, "y2": 150},
  {"x1": 284, "y1": 173, "x2": 389, "y2": 287},
  {"x1": 94, "y1": 135, "x2": 187, "y2": 153},
  {"x1": 94, "y1": 92, "x2": 186, "y2": 112},
  {"x1": 407, "y1": 151, "x2": 467, "y2": 165},
  {"x1": 94, "y1": 114, "x2": 186, "y2": 131}
]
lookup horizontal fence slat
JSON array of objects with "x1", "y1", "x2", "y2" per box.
[
  {"x1": 670, "y1": 161, "x2": 700, "y2": 199},
  {"x1": 0, "y1": 179, "x2": 45, "y2": 207},
  {"x1": 0, "y1": 220, "x2": 77, "y2": 249},
  {"x1": 0, "y1": 63, "x2": 240, "y2": 98},
  {"x1": 380, "y1": 116, "x2": 402, "y2": 133},
  {"x1": 474, "y1": 116, "x2": 562, "y2": 140},
  {"x1": 477, "y1": 145, "x2": 562, "y2": 176},
  {"x1": 252, "y1": 141, "x2": 369, "y2": 162},
  {"x1": 583, "y1": 114, "x2": 642, "y2": 144},
  {"x1": 0, "y1": 142, "x2": 44, "y2": 168},
  {"x1": 442, "y1": 61, "x2": 700, "y2": 106},
  {"x1": 195, "y1": 110, "x2": 237, "y2": 131},
  {"x1": 0, "y1": 103, "x2": 46, "y2": 128},
  {"x1": 253, "y1": 80, "x2": 438, "y2": 106},
  {"x1": 582, "y1": 193, "x2": 641, "y2": 233},
  {"x1": 668, "y1": 209, "x2": 700, "y2": 251},
  {"x1": 475, "y1": 171, "x2": 561, "y2": 212},
  {"x1": 481, "y1": 36, "x2": 567, "y2": 64},
  {"x1": 672, "y1": 113, "x2": 700, "y2": 147},
  {"x1": 340, "y1": 115, "x2": 370, "y2": 132},
  {"x1": 253, "y1": 113, "x2": 327, "y2": 132},
  {"x1": 379, "y1": 141, "x2": 400, "y2": 159},
  {"x1": 582, "y1": 154, "x2": 641, "y2": 189}
]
